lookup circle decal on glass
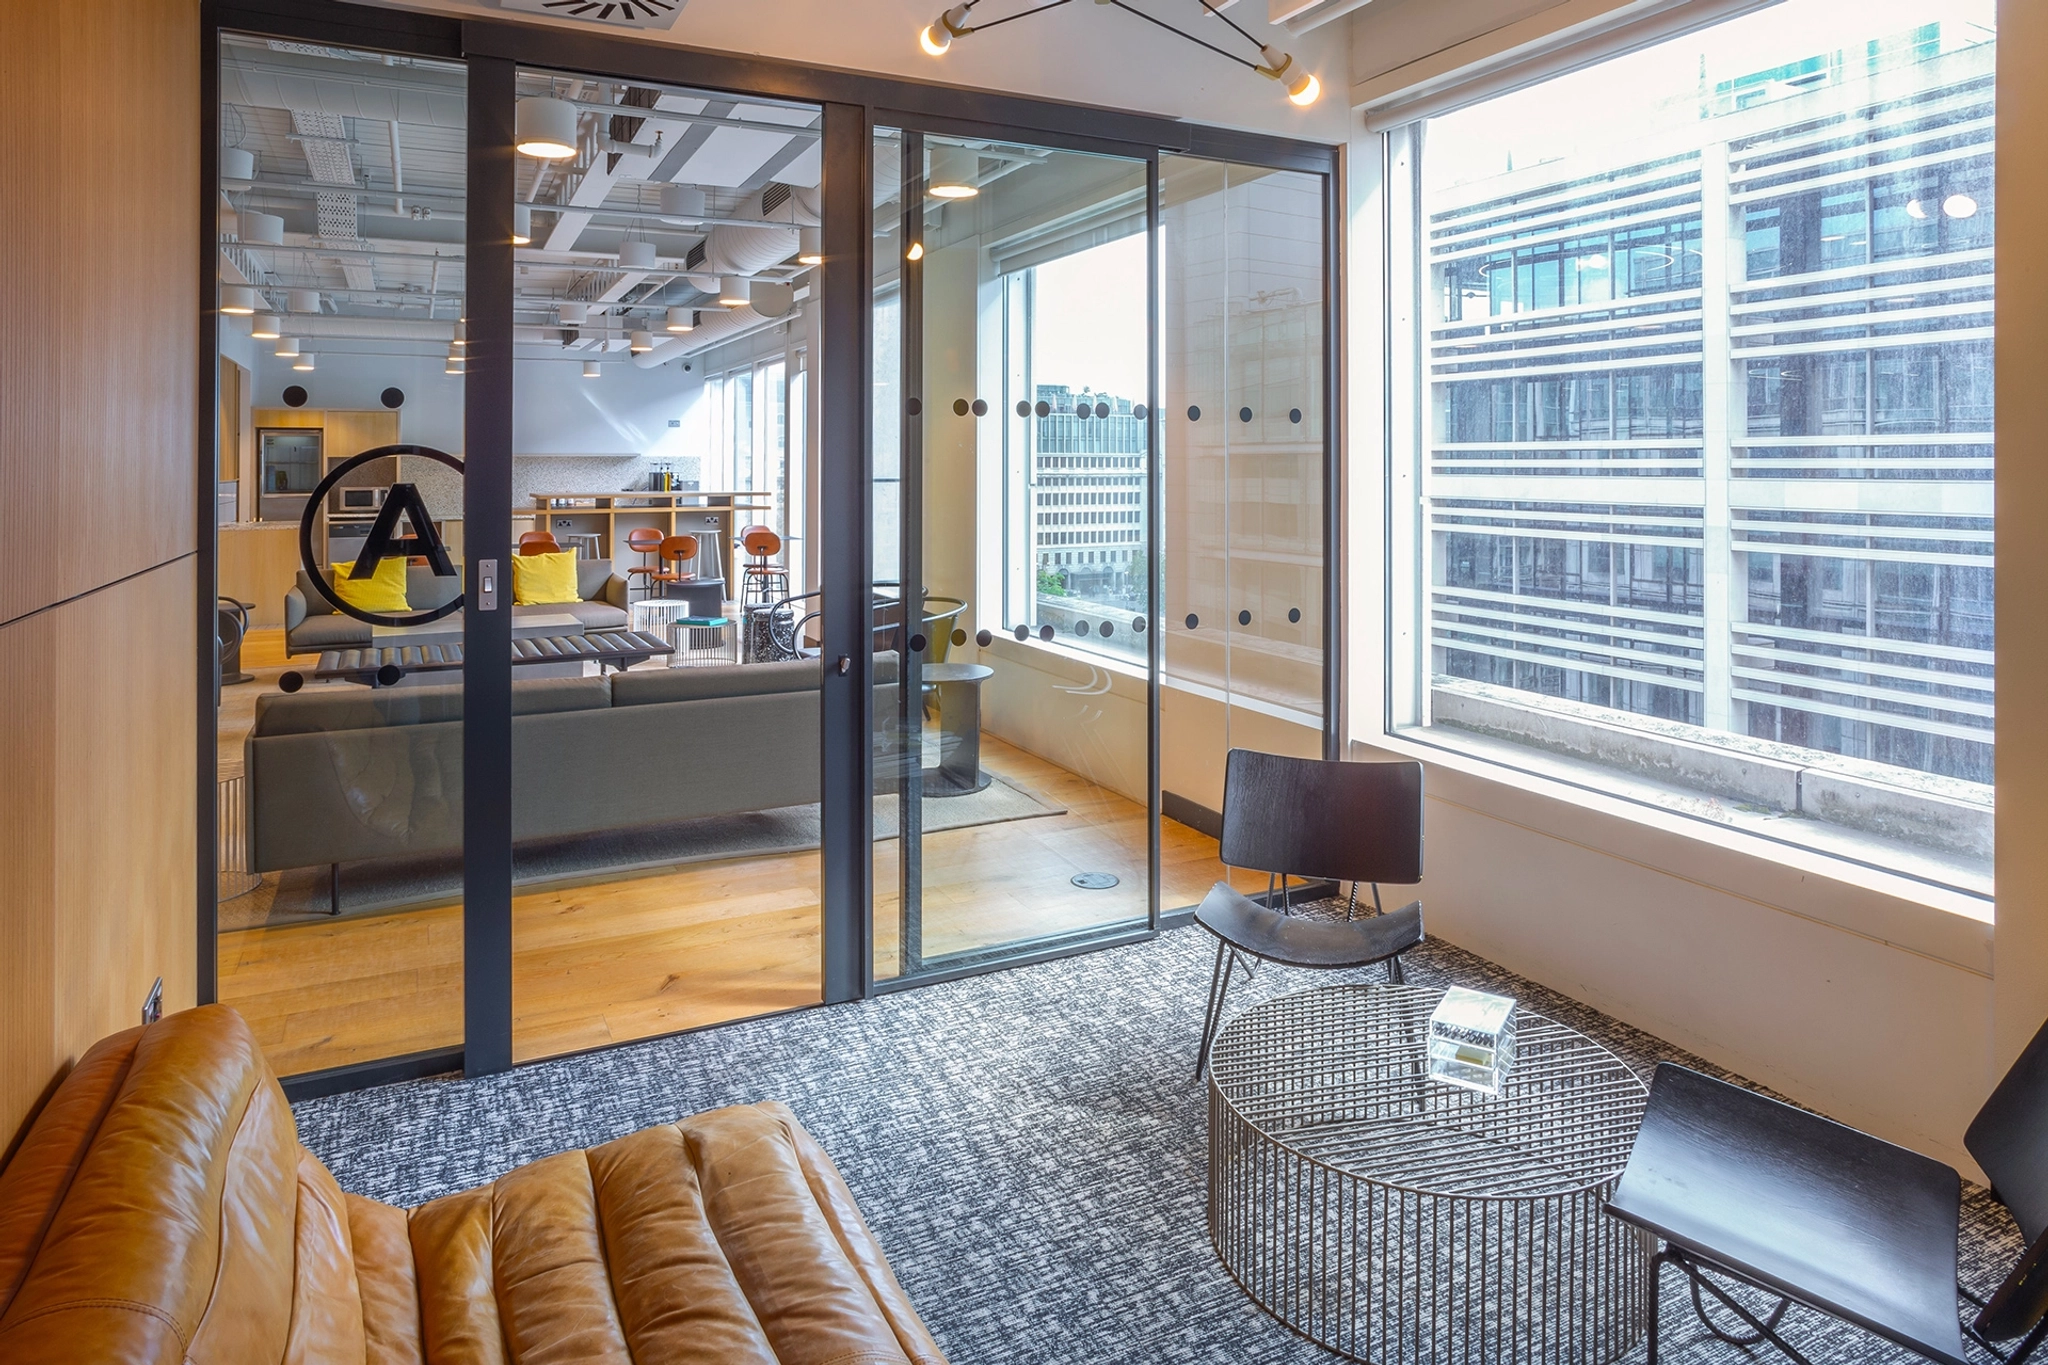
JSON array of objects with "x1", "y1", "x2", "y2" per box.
[
  {"x1": 909, "y1": 633, "x2": 927, "y2": 653},
  {"x1": 1039, "y1": 624, "x2": 1055, "y2": 642},
  {"x1": 977, "y1": 628, "x2": 993, "y2": 647},
  {"x1": 952, "y1": 398, "x2": 970, "y2": 416},
  {"x1": 1289, "y1": 407, "x2": 1303, "y2": 424},
  {"x1": 1098, "y1": 620, "x2": 1114, "y2": 638},
  {"x1": 952, "y1": 627, "x2": 968, "y2": 646},
  {"x1": 1074, "y1": 619, "x2": 1090, "y2": 636},
  {"x1": 1034, "y1": 400, "x2": 1051, "y2": 418},
  {"x1": 1187, "y1": 405, "x2": 1201, "y2": 421},
  {"x1": 1133, "y1": 617, "x2": 1147, "y2": 634},
  {"x1": 380, "y1": 387, "x2": 405, "y2": 409},
  {"x1": 1238, "y1": 610, "x2": 1252, "y2": 626},
  {"x1": 283, "y1": 385, "x2": 308, "y2": 407},
  {"x1": 1239, "y1": 406, "x2": 1253, "y2": 423},
  {"x1": 1016, "y1": 400, "x2": 1031, "y2": 417},
  {"x1": 1014, "y1": 624, "x2": 1029, "y2": 641},
  {"x1": 1289, "y1": 607, "x2": 1302, "y2": 623},
  {"x1": 1185, "y1": 613, "x2": 1199, "y2": 630},
  {"x1": 1133, "y1": 404, "x2": 1149, "y2": 421},
  {"x1": 1094, "y1": 401, "x2": 1110, "y2": 419},
  {"x1": 907, "y1": 397, "x2": 922, "y2": 416},
  {"x1": 1075, "y1": 401, "x2": 1090, "y2": 418},
  {"x1": 971, "y1": 398, "x2": 989, "y2": 417},
  {"x1": 297, "y1": 444, "x2": 465, "y2": 628}
]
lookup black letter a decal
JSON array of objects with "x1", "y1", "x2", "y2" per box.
[{"x1": 348, "y1": 483, "x2": 457, "y2": 579}]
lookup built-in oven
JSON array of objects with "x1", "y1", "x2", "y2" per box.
[{"x1": 327, "y1": 520, "x2": 373, "y2": 566}]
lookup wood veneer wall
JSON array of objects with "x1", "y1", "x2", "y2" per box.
[{"x1": 0, "y1": 0, "x2": 200, "y2": 1152}]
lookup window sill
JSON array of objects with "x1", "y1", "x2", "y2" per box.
[{"x1": 1358, "y1": 724, "x2": 1992, "y2": 977}]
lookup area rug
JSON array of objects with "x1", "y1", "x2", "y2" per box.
[
  {"x1": 293, "y1": 923, "x2": 2022, "y2": 1365},
  {"x1": 220, "y1": 773, "x2": 1064, "y2": 930}
]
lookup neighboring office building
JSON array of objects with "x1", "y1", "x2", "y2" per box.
[{"x1": 1031, "y1": 382, "x2": 1147, "y2": 596}]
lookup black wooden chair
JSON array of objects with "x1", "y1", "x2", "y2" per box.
[
  {"x1": 1605, "y1": 1016, "x2": 2048, "y2": 1365},
  {"x1": 1193, "y1": 749, "x2": 1425, "y2": 1078}
]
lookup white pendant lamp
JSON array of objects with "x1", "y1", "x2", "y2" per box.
[
  {"x1": 452, "y1": 319, "x2": 468, "y2": 349},
  {"x1": 241, "y1": 210, "x2": 285, "y2": 245},
  {"x1": 512, "y1": 203, "x2": 532, "y2": 245},
  {"x1": 217, "y1": 203, "x2": 238, "y2": 237},
  {"x1": 619, "y1": 239, "x2": 657, "y2": 270},
  {"x1": 558, "y1": 301, "x2": 588, "y2": 327},
  {"x1": 221, "y1": 285, "x2": 258, "y2": 315},
  {"x1": 445, "y1": 349, "x2": 464, "y2": 375},
  {"x1": 288, "y1": 289, "x2": 322, "y2": 315},
  {"x1": 274, "y1": 337, "x2": 300, "y2": 357},
  {"x1": 660, "y1": 183, "x2": 707, "y2": 224},
  {"x1": 919, "y1": 5, "x2": 971, "y2": 56},
  {"x1": 293, "y1": 352, "x2": 316, "y2": 372},
  {"x1": 928, "y1": 144, "x2": 979, "y2": 198},
  {"x1": 220, "y1": 147, "x2": 256, "y2": 184},
  {"x1": 665, "y1": 306, "x2": 695, "y2": 333},
  {"x1": 629, "y1": 329, "x2": 655, "y2": 354},
  {"x1": 515, "y1": 97, "x2": 578, "y2": 159},
  {"x1": 1259, "y1": 46, "x2": 1320, "y2": 106},
  {"x1": 797, "y1": 226, "x2": 823, "y2": 266},
  {"x1": 717, "y1": 275, "x2": 750, "y2": 307},
  {"x1": 250, "y1": 314, "x2": 282, "y2": 340},
  {"x1": 583, "y1": 359, "x2": 602, "y2": 379}
]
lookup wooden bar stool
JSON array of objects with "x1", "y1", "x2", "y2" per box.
[{"x1": 624, "y1": 526, "x2": 665, "y2": 601}]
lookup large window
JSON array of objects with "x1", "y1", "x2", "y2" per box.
[{"x1": 1387, "y1": 0, "x2": 1995, "y2": 893}]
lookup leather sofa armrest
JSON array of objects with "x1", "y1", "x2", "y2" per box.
[
  {"x1": 285, "y1": 586, "x2": 307, "y2": 631},
  {"x1": 602, "y1": 575, "x2": 628, "y2": 610}
]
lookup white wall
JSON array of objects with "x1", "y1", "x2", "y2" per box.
[
  {"x1": 1343, "y1": 0, "x2": 2020, "y2": 1176},
  {"x1": 253, "y1": 348, "x2": 464, "y2": 449}
]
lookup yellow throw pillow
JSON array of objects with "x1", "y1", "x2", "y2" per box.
[
  {"x1": 328, "y1": 558, "x2": 410, "y2": 614},
  {"x1": 512, "y1": 550, "x2": 581, "y2": 605}
]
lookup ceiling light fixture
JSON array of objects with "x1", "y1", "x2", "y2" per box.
[
  {"x1": 274, "y1": 337, "x2": 300, "y2": 357},
  {"x1": 558, "y1": 301, "x2": 589, "y2": 327},
  {"x1": 220, "y1": 147, "x2": 256, "y2": 184},
  {"x1": 629, "y1": 329, "x2": 655, "y2": 353},
  {"x1": 1943, "y1": 193, "x2": 1979, "y2": 219},
  {"x1": 452, "y1": 319, "x2": 467, "y2": 349},
  {"x1": 293, "y1": 352, "x2": 316, "y2": 372},
  {"x1": 717, "y1": 275, "x2": 751, "y2": 307},
  {"x1": 515, "y1": 96, "x2": 579, "y2": 159},
  {"x1": 660, "y1": 183, "x2": 707, "y2": 224},
  {"x1": 583, "y1": 360, "x2": 602, "y2": 379},
  {"x1": 797, "y1": 226, "x2": 824, "y2": 266},
  {"x1": 250, "y1": 314, "x2": 282, "y2": 340},
  {"x1": 241, "y1": 210, "x2": 285, "y2": 246},
  {"x1": 288, "y1": 289, "x2": 322, "y2": 314},
  {"x1": 929, "y1": 144, "x2": 980, "y2": 198},
  {"x1": 619, "y1": 239, "x2": 658, "y2": 270},
  {"x1": 666, "y1": 306, "x2": 696, "y2": 333},
  {"x1": 915, "y1": 0, "x2": 1319, "y2": 107},
  {"x1": 446, "y1": 358, "x2": 464, "y2": 375},
  {"x1": 221, "y1": 286, "x2": 257, "y2": 315},
  {"x1": 906, "y1": 241, "x2": 925, "y2": 262},
  {"x1": 513, "y1": 203, "x2": 532, "y2": 245}
]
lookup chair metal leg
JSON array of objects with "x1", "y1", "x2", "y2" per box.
[
  {"x1": 1196, "y1": 941, "x2": 1241, "y2": 1081},
  {"x1": 1387, "y1": 953, "x2": 1405, "y2": 985},
  {"x1": 1648, "y1": 1247, "x2": 1667, "y2": 1365},
  {"x1": 328, "y1": 863, "x2": 340, "y2": 916},
  {"x1": 1665, "y1": 1250, "x2": 1817, "y2": 1365}
]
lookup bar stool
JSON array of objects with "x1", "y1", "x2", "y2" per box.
[
  {"x1": 518, "y1": 530, "x2": 559, "y2": 555},
  {"x1": 738, "y1": 524, "x2": 790, "y2": 609},
  {"x1": 624, "y1": 526, "x2": 665, "y2": 602},
  {"x1": 653, "y1": 534, "x2": 701, "y2": 596}
]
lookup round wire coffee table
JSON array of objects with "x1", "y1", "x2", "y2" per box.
[{"x1": 1208, "y1": 983, "x2": 1650, "y2": 1364}]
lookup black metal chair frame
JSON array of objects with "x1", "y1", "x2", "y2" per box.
[
  {"x1": 1193, "y1": 749, "x2": 1425, "y2": 1079},
  {"x1": 1613, "y1": 1022, "x2": 2048, "y2": 1365}
]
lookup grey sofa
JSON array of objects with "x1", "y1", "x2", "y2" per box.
[
  {"x1": 284, "y1": 558, "x2": 630, "y2": 656},
  {"x1": 243, "y1": 657, "x2": 898, "y2": 875}
]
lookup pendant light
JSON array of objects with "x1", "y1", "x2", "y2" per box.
[
  {"x1": 583, "y1": 360, "x2": 602, "y2": 379},
  {"x1": 221, "y1": 286, "x2": 258, "y2": 315},
  {"x1": 629, "y1": 329, "x2": 655, "y2": 354},
  {"x1": 445, "y1": 352, "x2": 465, "y2": 375},
  {"x1": 515, "y1": 96, "x2": 578, "y2": 160},
  {"x1": 717, "y1": 276, "x2": 750, "y2": 307},
  {"x1": 274, "y1": 337, "x2": 300, "y2": 358},
  {"x1": 558, "y1": 301, "x2": 588, "y2": 327},
  {"x1": 619, "y1": 239, "x2": 657, "y2": 270},
  {"x1": 512, "y1": 203, "x2": 532, "y2": 246},
  {"x1": 220, "y1": 147, "x2": 256, "y2": 184},
  {"x1": 293, "y1": 352, "x2": 316, "y2": 372},
  {"x1": 928, "y1": 144, "x2": 979, "y2": 198},
  {"x1": 665, "y1": 306, "x2": 695, "y2": 333},
  {"x1": 250, "y1": 314, "x2": 282, "y2": 340},
  {"x1": 452, "y1": 319, "x2": 468, "y2": 349},
  {"x1": 288, "y1": 289, "x2": 321, "y2": 315},
  {"x1": 906, "y1": 241, "x2": 924, "y2": 262},
  {"x1": 241, "y1": 210, "x2": 285, "y2": 245},
  {"x1": 797, "y1": 226, "x2": 824, "y2": 266},
  {"x1": 919, "y1": 4, "x2": 972, "y2": 55},
  {"x1": 660, "y1": 184, "x2": 707, "y2": 224}
]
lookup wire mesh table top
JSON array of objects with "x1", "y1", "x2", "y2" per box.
[{"x1": 1210, "y1": 983, "x2": 1649, "y2": 1201}]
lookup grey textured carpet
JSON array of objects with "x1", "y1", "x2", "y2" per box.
[{"x1": 295, "y1": 922, "x2": 2021, "y2": 1364}]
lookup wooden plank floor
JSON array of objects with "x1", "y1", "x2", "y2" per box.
[{"x1": 219, "y1": 631, "x2": 1249, "y2": 1077}]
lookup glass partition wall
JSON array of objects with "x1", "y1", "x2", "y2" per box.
[{"x1": 207, "y1": 9, "x2": 1336, "y2": 1085}]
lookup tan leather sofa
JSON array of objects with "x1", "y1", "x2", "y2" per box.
[{"x1": 0, "y1": 1006, "x2": 947, "y2": 1364}]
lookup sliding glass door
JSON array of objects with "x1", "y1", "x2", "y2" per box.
[{"x1": 872, "y1": 127, "x2": 1158, "y2": 982}]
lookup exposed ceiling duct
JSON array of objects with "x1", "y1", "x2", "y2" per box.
[
  {"x1": 631, "y1": 303, "x2": 778, "y2": 367},
  {"x1": 693, "y1": 223, "x2": 799, "y2": 277}
]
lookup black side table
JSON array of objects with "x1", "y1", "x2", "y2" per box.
[{"x1": 922, "y1": 662, "x2": 993, "y2": 796}]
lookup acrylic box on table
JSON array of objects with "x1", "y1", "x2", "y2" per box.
[{"x1": 1428, "y1": 986, "x2": 1518, "y2": 1096}]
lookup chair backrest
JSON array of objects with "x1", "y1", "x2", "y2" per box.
[
  {"x1": 1219, "y1": 748, "x2": 1423, "y2": 886},
  {"x1": 518, "y1": 539, "x2": 559, "y2": 556},
  {"x1": 1965, "y1": 1016, "x2": 2048, "y2": 1340},
  {"x1": 661, "y1": 534, "x2": 700, "y2": 564},
  {"x1": 625, "y1": 527, "x2": 663, "y2": 555},
  {"x1": 518, "y1": 530, "x2": 556, "y2": 550},
  {"x1": 741, "y1": 525, "x2": 781, "y2": 559}
]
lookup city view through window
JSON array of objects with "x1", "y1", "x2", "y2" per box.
[{"x1": 1394, "y1": 0, "x2": 1996, "y2": 888}]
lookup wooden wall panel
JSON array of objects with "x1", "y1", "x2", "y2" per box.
[
  {"x1": 0, "y1": 0, "x2": 198, "y2": 628},
  {"x1": 1, "y1": 561, "x2": 198, "y2": 1151}
]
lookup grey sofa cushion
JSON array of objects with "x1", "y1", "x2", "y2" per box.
[
  {"x1": 576, "y1": 558, "x2": 615, "y2": 599},
  {"x1": 523, "y1": 600, "x2": 628, "y2": 631},
  {"x1": 288, "y1": 614, "x2": 372, "y2": 652},
  {"x1": 295, "y1": 570, "x2": 335, "y2": 615},
  {"x1": 611, "y1": 659, "x2": 820, "y2": 707},
  {"x1": 408, "y1": 565, "x2": 463, "y2": 610},
  {"x1": 253, "y1": 675, "x2": 612, "y2": 737}
]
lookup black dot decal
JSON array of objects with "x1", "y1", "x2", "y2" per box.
[
  {"x1": 380, "y1": 386, "x2": 405, "y2": 409},
  {"x1": 1034, "y1": 400, "x2": 1051, "y2": 418},
  {"x1": 1186, "y1": 405, "x2": 1201, "y2": 421},
  {"x1": 1289, "y1": 407, "x2": 1303, "y2": 424},
  {"x1": 1288, "y1": 607, "x2": 1302, "y2": 624},
  {"x1": 279, "y1": 670, "x2": 304, "y2": 693},
  {"x1": 1016, "y1": 400, "x2": 1031, "y2": 417},
  {"x1": 282, "y1": 385, "x2": 308, "y2": 408},
  {"x1": 1238, "y1": 610, "x2": 1251, "y2": 626},
  {"x1": 1094, "y1": 401, "x2": 1109, "y2": 419},
  {"x1": 1075, "y1": 402, "x2": 1090, "y2": 418},
  {"x1": 1132, "y1": 617, "x2": 1146, "y2": 634},
  {"x1": 1098, "y1": 620, "x2": 1113, "y2": 638},
  {"x1": 1185, "y1": 613, "x2": 1199, "y2": 630},
  {"x1": 971, "y1": 398, "x2": 988, "y2": 417},
  {"x1": 1074, "y1": 619, "x2": 1090, "y2": 636},
  {"x1": 909, "y1": 633, "x2": 927, "y2": 653},
  {"x1": 952, "y1": 398, "x2": 969, "y2": 416},
  {"x1": 952, "y1": 627, "x2": 967, "y2": 646},
  {"x1": 1133, "y1": 404, "x2": 1149, "y2": 420},
  {"x1": 1014, "y1": 624, "x2": 1029, "y2": 641},
  {"x1": 907, "y1": 397, "x2": 922, "y2": 416},
  {"x1": 976, "y1": 629, "x2": 993, "y2": 647},
  {"x1": 1239, "y1": 407, "x2": 1253, "y2": 423},
  {"x1": 1037, "y1": 625, "x2": 1053, "y2": 642}
]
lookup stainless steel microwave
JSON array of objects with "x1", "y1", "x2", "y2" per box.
[{"x1": 337, "y1": 486, "x2": 387, "y2": 512}]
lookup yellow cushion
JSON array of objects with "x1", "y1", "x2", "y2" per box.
[
  {"x1": 512, "y1": 550, "x2": 581, "y2": 605},
  {"x1": 328, "y1": 558, "x2": 410, "y2": 614}
]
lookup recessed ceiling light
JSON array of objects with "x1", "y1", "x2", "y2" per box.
[{"x1": 515, "y1": 97, "x2": 578, "y2": 160}]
